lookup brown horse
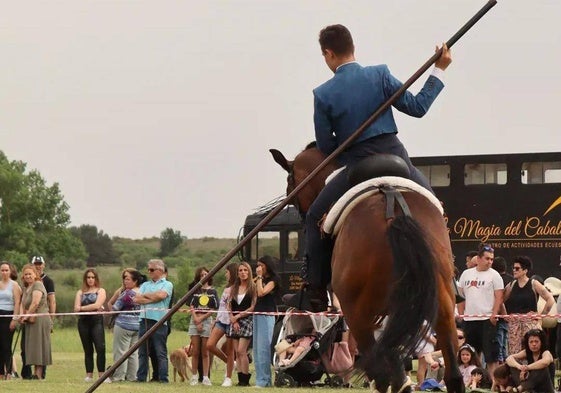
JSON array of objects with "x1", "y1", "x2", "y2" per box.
[{"x1": 271, "y1": 144, "x2": 463, "y2": 393}]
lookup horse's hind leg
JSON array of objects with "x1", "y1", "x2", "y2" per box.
[
  {"x1": 368, "y1": 350, "x2": 411, "y2": 393},
  {"x1": 368, "y1": 359, "x2": 391, "y2": 393},
  {"x1": 389, "y1": 351, "x2": 413, "y2": 393}
]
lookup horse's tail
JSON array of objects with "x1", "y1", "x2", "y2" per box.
[{"x1": 370, "y1": 214, "x2": 438, "y2": 366}]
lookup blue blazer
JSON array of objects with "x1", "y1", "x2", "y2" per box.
[{"x1": 313, "y1": 62, "x2": 444, "y2": 156}]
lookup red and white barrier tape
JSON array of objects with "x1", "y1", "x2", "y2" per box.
[{"x1": 1, "y1": 308, "x2": 559, "y2": 320}]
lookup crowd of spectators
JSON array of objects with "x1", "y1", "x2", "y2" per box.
[{"x1": 3, "y1": 247, "x2": 560, "y2": 391}]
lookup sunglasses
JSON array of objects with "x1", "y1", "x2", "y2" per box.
[
  {"x1": 481, "y1": 245, "x2": 494, "y2": 253},
  {"x1": 512, "y1": 267, "x2": 522, "y2": 271}
]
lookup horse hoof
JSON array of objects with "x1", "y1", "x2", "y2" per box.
[{"x1": 395, "y1": 376, "x2": 414, "y2": 393}]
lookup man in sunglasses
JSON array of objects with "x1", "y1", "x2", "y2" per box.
[
  {"x1": 133, "y1": 259, "x2": 173, "y2": 383},
  {"x1": 457, "y1": 243, "x2": 504, "y2": 376}
]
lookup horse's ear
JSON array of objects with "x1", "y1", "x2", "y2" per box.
[{"x1": 269, "y1": 149, "x2": 291, "y2": 173}]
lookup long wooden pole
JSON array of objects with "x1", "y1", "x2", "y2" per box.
[{"x1": 86, "y1": 1, "x2": 497, "y2": 391}]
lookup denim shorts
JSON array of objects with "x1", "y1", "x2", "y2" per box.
[
  {"x1": 215, "y1": 320, "x2": 230, "y2": 333},
  {"x1": 188, "y1": 317, "x2": 213, "y2": 337}
]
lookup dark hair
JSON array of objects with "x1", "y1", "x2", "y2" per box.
[
  {"x1": 257, "y1": 255, "x2": 281, "y2": 290},
  {"x1": 122, "y1": 268, "x2": 144, "y2": 286},
  {"x1": 492, "y1": 256, "x2": 507, "y2": 273},
  {"x1": 226, "y1": 263, "x2": 239, "y2": 287},
  {"x1": 466, "y1": 250, "x2": 478, "y2": 259},
  {"x1": 1, "y1": 261, "x2": 18, "y2": 281},
  {"x1": 457, "y1": 344, "x2": 482, "y2": 367},
  {"x1": 319, "y1": 24, "x2": 354, "y2": 56},
  {"x1": 523, "y1": 329, "x2": 547, "y2": 359},
  {"x1": 470, "y1": 367, "x2": 492, "y2": 388},
  {"x1": 493, "y1": 363, "x2": 510, "y2": 379},
  {"x1": 189, "y1": 266, "x2": 212, "y2": 290},
  {"x1": 513, "y1": 255, "x2": 533, "y2": 272},
  {"x1": 477, "y1": 243, "x2": 494, "y2": 257}
]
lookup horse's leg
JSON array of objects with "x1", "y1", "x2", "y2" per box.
[
  {"x1": 331, "y1": 204, "x2": 393, "y2": 393},
  {"x1": 369, "y1": 356, "x2": 391, "y2": 393},
  {"x1": 388, "y1": 349, "x2": 414, "y2": 393},
  {"x1": 433, "y1": 272, "x2": 464, "y2": 393}
]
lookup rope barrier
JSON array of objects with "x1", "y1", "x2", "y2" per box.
[{"x1": 1, "y1": 308, "x2": 559, "y2": 321}]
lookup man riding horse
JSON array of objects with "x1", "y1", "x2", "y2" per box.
[{"x1": 285, "y1": 24, "x2": 452, "y2": 312}]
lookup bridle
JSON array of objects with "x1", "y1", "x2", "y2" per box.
[{"x1": 286, "y1": 163, "x2": 304, "y2": 218}]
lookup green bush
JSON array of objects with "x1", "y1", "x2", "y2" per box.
[
  {"x1": 61, "y1": 273, "x2": 80, "y2": 288},
  {"x1": 0, "y1": 250, "x2": 28, "y2": 269},
  {"x1": 171, "y1": 312, "x2": 191, "y2": 332}
]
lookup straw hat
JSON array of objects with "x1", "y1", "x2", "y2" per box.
[
  {"x1": 544, "y1": 277, "x2": 561, "y2": 296},
  {"x1": 274, "y1": 339, "x2": 292, "y2": 355}
]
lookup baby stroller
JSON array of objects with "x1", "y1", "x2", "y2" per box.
[{"x1": 273, "y1": 307, "x2": 350, "y2": 387}]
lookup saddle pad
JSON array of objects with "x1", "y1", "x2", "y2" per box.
[{"x1": 323, "y1": 176, "x2": 443, "y2": 236}]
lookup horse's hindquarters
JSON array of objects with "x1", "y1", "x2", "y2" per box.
[{"x1": 330, "y1": 191, "x2": 461, "y2": 393}]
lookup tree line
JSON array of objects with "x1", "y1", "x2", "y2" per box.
[{"x1": 0, "y1": 150, "x2": 189, "y2": 269}]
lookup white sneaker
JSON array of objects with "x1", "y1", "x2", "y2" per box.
[
  {"x1": 202, "y1": 376, "x2": 212, "y2": 386},
  {"x1": 103, "y1": 378, "x2": 112, "y2": 383},
  {"x1": 84, "y1": 376, "x2": 93, "y2": 382},
  {"x1": 190, "y1": 375, "x2": 199, "y2": 386},
  {"x1": 222, "y1": 377, "x2": 232, "y2": 387}
]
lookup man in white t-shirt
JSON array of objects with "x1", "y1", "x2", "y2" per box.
[{"x1": 457, "y1": 244, "x2": 503, "y2": 376}]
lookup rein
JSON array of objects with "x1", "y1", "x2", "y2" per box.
[{"x1": 287, "y1": 164, "x2": 302, "y2": 215}]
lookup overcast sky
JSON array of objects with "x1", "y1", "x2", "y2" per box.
[{"x1": 2, "y1": 0, "x2": 559, "y2": 239}]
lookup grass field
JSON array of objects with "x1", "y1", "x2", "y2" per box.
[{"x1": 1, "y1": 327, "x2": 368, "y2": 393}]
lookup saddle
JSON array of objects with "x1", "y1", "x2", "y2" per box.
[{"x1": 323, "y1": 155, "x2": 443, "y2": 236}]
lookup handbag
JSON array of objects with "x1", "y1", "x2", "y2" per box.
[{"x1": 321, "y1": 341, "x2": 354, "y2": 374}]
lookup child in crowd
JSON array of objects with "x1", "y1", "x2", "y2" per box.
[
  {"x1": 457, "y1": 344, "x2": 482, "y2": 386},
  {"x1": 492, "y1": 364, "x2": 515, "y2": 392},
  {"x1": 414, "y1": 322, "x2": 437, "y2": 387},
  {"x1": 275, "y1": 336, "x2": 315, "y2": 367},
  {"x1": 469, "y1": 367, "x2": 492, "y2": 390}
]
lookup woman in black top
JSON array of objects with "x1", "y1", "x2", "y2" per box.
[
  {"x1": 253, "y1": 256, "x2": 280, "y2": 387},
  {"x1": 73, "y1": 269, "x2": 107, "y2": 382},
  {"x1": 227, "y1": 262, "x2": 256, "y2": 386},
  {"x1": 504, "y1": 256, "x2": 554, "y2": 355},
  {"x1": 505, "y1": 328, "x2": 555, "y2": 393}
]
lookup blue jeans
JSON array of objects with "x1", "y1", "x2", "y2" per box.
[
  {"x1": 136, "y1": 319, "x2": 169, "y2": 382},
  {"x1": 305, "y1": 133, "x2": 433, "y2": 289},
  {"x1": 253, "y1": 315, "x2": 275, "y2": 387},
  {"x1": 496, "y1": 319, "x2": 508, "y2": 362}
]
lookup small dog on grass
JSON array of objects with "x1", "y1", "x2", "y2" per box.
[{"x1": 169, "y1": 346, "x2": 193, "y2": 382}]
